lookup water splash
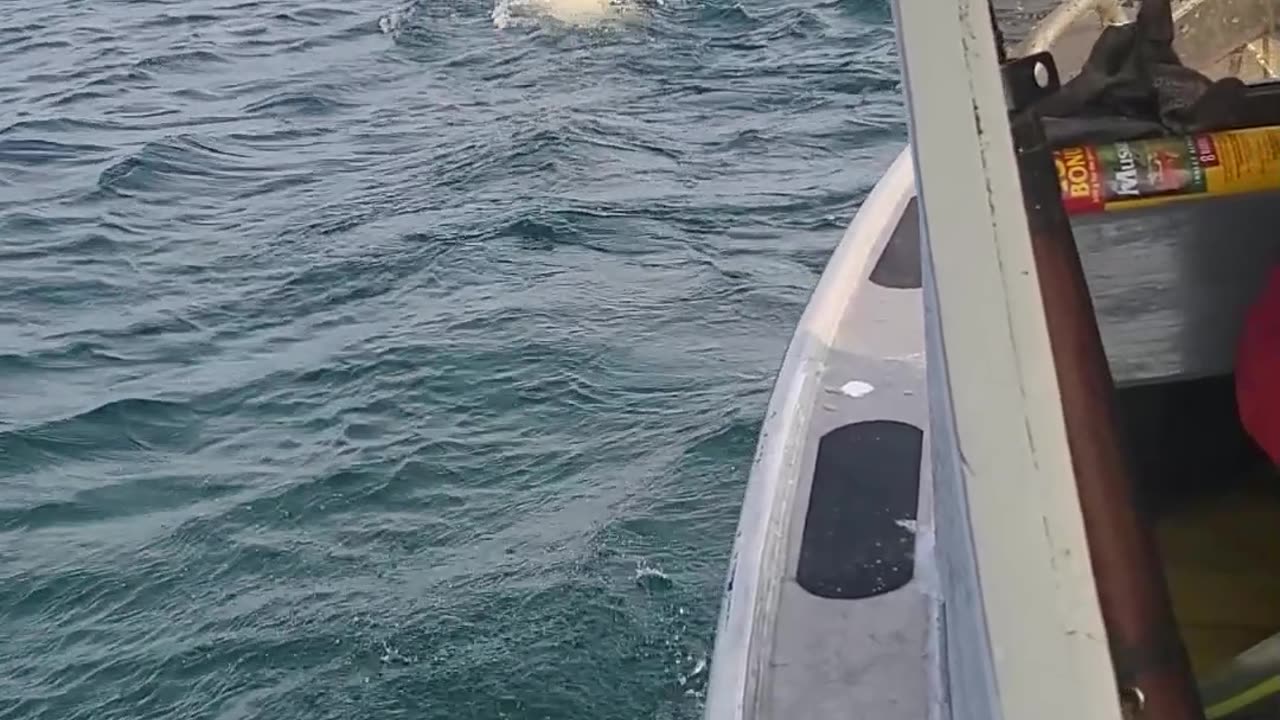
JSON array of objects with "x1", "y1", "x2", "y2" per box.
[
  {"x1": 491, "y1": 0, "x2": 657, "y2": 29},
  {"x1": 378, "y1": 0, "x2": 420, "y2": 36},
  {"x1": 379, "y1": 639, "x2": 417, "y2": 665},
  {"x1": 678, "y1": 654, "x2": 707, "y2": 687},
  {"x1": 634, "y1": 560, "x2": 675, "y2": 590}
]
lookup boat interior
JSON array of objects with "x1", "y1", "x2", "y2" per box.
[
  {"x1": 1100, "y1": 200, "x2": 1280, "y2": 717},
  {"x1": 1015, "y1": 0, "x2": 1280, "y2": 715}
]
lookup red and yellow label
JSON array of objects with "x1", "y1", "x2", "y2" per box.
[
  {"x1": 1054, "y1": 124, "x2": 1280, "y2": 215},
  {"x1": 1056, "y1": 144, "x2": 1103, "y2": 214}
]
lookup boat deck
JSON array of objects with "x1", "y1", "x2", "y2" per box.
[{"x1": 1158, "y1": 477, "x2": 1280, "y2": 678}]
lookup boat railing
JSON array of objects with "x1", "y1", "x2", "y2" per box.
[
  {"x1": 1022, "y1": 0, "x2": 1129, "y2": 55},
  {"x1": 1021, "y1": 0, "x2": 1280, "y2": 78}
]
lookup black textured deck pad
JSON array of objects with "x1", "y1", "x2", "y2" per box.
[
  {"x1": 869, "y1": 197, "x2": 922, "y2": 290},
  {"x1": 796, "y1": 420, "x2": 923, "y2": 599}
]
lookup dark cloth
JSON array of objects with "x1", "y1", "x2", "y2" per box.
[{"x1": 1023, "y1": 0, "x2": 1247, "y2": 146}]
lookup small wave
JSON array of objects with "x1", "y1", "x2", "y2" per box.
[
  {"x1": 134, "y1": 50, "x2": 230, "y2": 73},
  {"x1": 0, "y1": 233, "x2": 117, "y2": 260},
  {"x1": 274, "y1": 4, "x2": 361, "y2": 26},
  {"x1": 14, "y1": 39, "x2": 74, "y2": 56},
  {"x1": 0, "y1": 138, "x2": 112, "y2": 166},
  {"x1": 242, "y1": 91, "x2": 355, "y2": 116},
  {"x1": 634, "y1": 560, "x2": 674, "y2": 590},
  {"x1": 136, "y1": 12, "x2": 224, "y2": 29},
  {"x1": 0, "y1": 398, "x2": 200, "y2": 472},
  {"x1": 0, "y1": 341, "x2": 132, "y2": 372},
  {"x1": 95, "y1": 134, "x2": 265, "y2": 191},
  {"x1": 50, "y1": 89, "x2": 119, "y2": 107},
  {"x1": 0, "y1": 117, "x2": 128, "y2": 137}
]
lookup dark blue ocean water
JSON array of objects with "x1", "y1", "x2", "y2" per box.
[{"x1": 0, "y1": 0, "x2": 903, "y2": 717}]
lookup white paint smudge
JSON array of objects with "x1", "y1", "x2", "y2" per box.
[{"x1": 839, "y1": 380, "x2": 874, "y2": 398}]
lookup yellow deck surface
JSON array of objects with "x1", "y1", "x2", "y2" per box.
[{"x1": 1158, "y1": 477, "x2": 1280, "y2": 676}]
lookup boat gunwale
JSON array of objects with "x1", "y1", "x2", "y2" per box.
[{"x1": 701, "y1": 149, "x2": 917, "y2": 720}]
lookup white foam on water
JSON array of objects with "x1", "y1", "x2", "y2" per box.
[
  {"x1": 634, "y1": 562, "x2": 671, "y2": 583},
  {"x1": 492, "y1": 0, "x2": 656, "y2": 29},
  {"x1": 379, "y1": 0, "x2": 656, "y2": 35},
  {"x1": 677, "y1": 655, "x2": 708, "y2": 687},
  {"x1": 378, "y1": 0, "x2": 419, "y2": 37}
]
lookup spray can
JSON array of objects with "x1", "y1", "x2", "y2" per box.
[{"x1": 1054, "y1": 125, "x2": 1280, "y2": 215}]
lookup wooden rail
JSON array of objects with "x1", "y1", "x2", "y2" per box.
[{"x1": 1011, "y1": 110, "x2": 1206, "y2": 720}]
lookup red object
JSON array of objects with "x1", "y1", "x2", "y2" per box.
[{"x1": 1237, "y1": 266, "x2": 1280, "y2": 465}]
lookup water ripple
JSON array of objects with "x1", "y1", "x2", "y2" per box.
[{"x1": 0, "y1": 0, "x2": 911, "y2": 717}]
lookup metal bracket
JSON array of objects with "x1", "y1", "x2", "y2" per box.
[{"x1": 1000, "y1": 51, "x2": 1061, "y2": 115}]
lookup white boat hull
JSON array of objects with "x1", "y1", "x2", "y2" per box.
[{"x1": 703, "y1": 150, "x2": 933, "y2": 719}]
